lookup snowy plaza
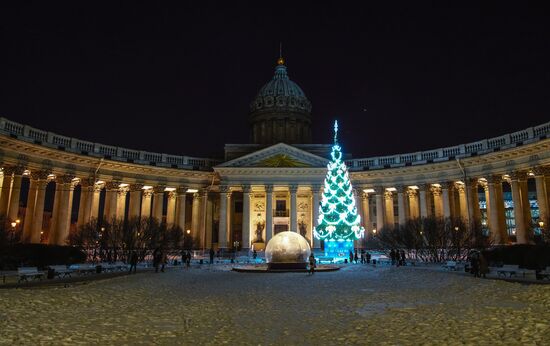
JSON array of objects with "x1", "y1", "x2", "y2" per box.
[{"x1": 1, "y1": 264, "x2": 549, "y2": 345}]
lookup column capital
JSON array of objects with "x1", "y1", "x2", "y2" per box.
[
  {"x1": 454, "y1": 182, "x2": 465, "y2": 193},
  {"x1": 265, "y1": 184, "x2": 274, "y2": 193},
  {"x1": 201, "y1": 188, "x2": 209, "y2": 197},
  {"x1": 57, "y1": 174, "x2": 75, "y2": 185},
  {"x1": 79, "y1": 176, "x2": 95, "y2": 188},
  {"x1": 129, "y1": 183, "x2": 144, "y2": 191},
  {"x1": 440, "y1": 181, "x2": 455, "y2": 190},
  {"x1": 153, "y1": 185, "x2": 165, "y2": 194},
  {"x1": 219, "y1": 185, "x2": 230, "y2": 194},
  {"x1": 419, "y1": 183, "x2": 432, "y2": 192},
  {"x1": 384, "y1": 190, "x2": 393, "y2": 200},
  {"x1": 242, "y1": 184, "x2": 252, "y2": 194},
  {"x1": 486, "y1": 175, "x2": 502, "y2": 185},
  {"x1": 117, "y1": 186, "x2": 129, "y2": 196},
  {"x1": 176, "y1": 186, "x2": 187, "y2": 195},
  {"x1": 168, "y1": 191, "x2": 177, "y2": 200},
  {"x1": 508, "y1": 171, "x2": 528, "y2": 181},
  {"x1": 12, "y1": 165, "x2": 26, "y2": 175},
  {"x1": 142, "y1": 189, "x2": 153, "y2": 198},
  {"x1": 406, "y1": 188, "x2": 418, "y2": 197},
  {"x1": 361, "y1": 192, "x2": 369, "y2": 200},
  {"x1": 532, "y1": 166, "x2": 549, "y2": 177},
  {"x1": 374, "y1": 186, "x2": 385, "y2": 194},
  {"x1": 289, "y1": 185, "x2": 299, "y2": 193},
  {"x1": 466, "y1": 177, "x2": 480, "y2": 187},
  {"x1": 311, "y1": 184, "x2": 323, "y2": 194},
  {"x1": 105, "y1": 181, "x2": 121, "y2": 190},
  {"x1": 430, "y1": 185, "x2": 442, "y2": 196},
  {"x1": 1, "y1": 165, "x2": 16, "y2": 175},
  {"x1": 30, "y1": 170, "x2": 51, "y2": 181}
]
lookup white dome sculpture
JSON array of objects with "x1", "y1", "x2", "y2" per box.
[{"x1": 265, "y1": 231, "x2": 311, "y2": 269}]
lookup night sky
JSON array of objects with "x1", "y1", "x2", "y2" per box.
[{"x1": 1, "y1": 2, "x2": 548, "y2": 160}]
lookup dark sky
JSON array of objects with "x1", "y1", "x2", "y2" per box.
[{"x1": 1, "y1": 2, "x2": 548, "y2": 160}]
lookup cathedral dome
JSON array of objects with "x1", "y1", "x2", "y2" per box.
[
  {"x1": 249, "y1": 58, "x2": 313, "y2": 145},
  {"x1": 250, "y1": 60, "x2": 312, "y2": 114}
]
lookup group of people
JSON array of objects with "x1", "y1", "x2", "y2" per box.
[
  {"x1": 468, "y1": 251, "x2": 489, "y2": 278},
  {"x1": 347, "y1": 249, "x2": 373, "y2": 264},
  {"x1": 389, "y1": 249, "x2": 406, "y2": 266}
]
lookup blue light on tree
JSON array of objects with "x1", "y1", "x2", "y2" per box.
[{"x1": 314, "y1": 120, "x2": 364, "y2": 258}]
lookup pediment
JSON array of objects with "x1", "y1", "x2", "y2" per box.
[{"x1": 216, "y1": 143, "x2": 329, "y2": 168}]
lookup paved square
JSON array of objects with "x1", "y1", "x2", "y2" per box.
[{"x1": 1, "y1": 265, "x2": 549, "y2": 345}]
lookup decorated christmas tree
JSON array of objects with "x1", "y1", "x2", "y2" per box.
[{"x1": 314, "y1": 120, "x2": 364, "y2": 258}]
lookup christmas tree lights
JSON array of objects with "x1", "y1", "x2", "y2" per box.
[{"x1": 314, "y1": 120, "x2": 364, "y2": 258}]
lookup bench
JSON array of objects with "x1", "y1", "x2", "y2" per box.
[
  {"x1": 49, "y1": 265, "x2": 73, "y2": 278},
  {"x1": 69, "y1": 263, "x2": 97, "y2": 275},
  {"x1": 442, "y1": 261, "x2": 457, "y2": 271},
  {"x1": 317, "y1": 257, "x2": 334, "y2": 264},
  {"x1": 537, "y1": 268, "x2": 550, "y2": 280},
  {"x1": 18, "y1": 267, "x2": 45, "y2": 282}
]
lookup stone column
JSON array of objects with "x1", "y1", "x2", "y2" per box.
[
  {"x1": 103, "y1": 181, "x2": 119, "y2": 222},
  {"x1": 22, "y1": 174, "x2": 39, "y2": 242},
  {"x1": 374, "y1": 187, "x2": 385, "y2": 230},
  {"x1": 509, "y1": 172, "x2": 528, "y2": 244},
  {"x1": 126, "y1": 184, "x2": 143, "y2": 219},
  {"x1": 77, "y1": 178, "x2": 94, "y2": 228},
  {"x1": 290, "y1": 185, "x2": 298, "y2": 232},
  {"x1": 175, "y1": 187, "x2": 187, "y2": 230},
  {"x1": 431, "y1": 185, "x2": 443, "y2": 218},
  {"x1": 200, "y1": 189, "x2": 208, "y2": 249},
  {"x1": 419, "y1": 184, "x2": 430, "y2": 218},
  {"x1": 49, "y1": 178, "x2": 62, "y2": 240},
  {"x1": 384, "y1": 190, "x2": 395, "y2": 227},
  {"x1": 441, "y1": 182, "x2": 453, "y2": 219},
  {"x1": 191, "y1": 192, "x2": 201, "y2": 243},
  {"x1": 218, "y1": 186, "x2": 229, "y2": 249},
  {"x1": 407, "y1": 188, "x2": 419, "y2": 219},
  {"x1": 7, "y1": 167, "x2": 24, "y2": 222},
  {"x1": 141, "y1": 188, "x2": 153, "y2": 218},
  {"x1": 30, "y1": 175, "x2": 48, "y2": 243},
  {"x1": 519, "y1": 179, "x2": 532, "y2": 239},
  {"x1": 50, "y1": 175, "x2": 74, "y2": 245},
  {"x1": 0, "y1": 167, "x2": 14, "y2": 216},
  {"x1": 152, "y1": 186, "x2": 165, "y2": 222},
  {"x1": 116, "y1": 186, "x2": 128, "y2": 220},
  {"x1": 265, "y1": 185, "x2": 274, "y2": 243},
  {"x1": 534, "y1": 167, "x2": 549, "y2": 226},
  {"x1": 487, "y1": 175, "x2": 508, "y2": 244},
  {"x1": 396, "y1": 185, "x2": 409, "y2": 225},
  {"x1": 166, "y1": 191, "x2": 177, "y2": 226},
  {"x1": 466, "y1": 179, "x2": 481, "y2": 227},
  {"x1": 242, "y1": 185, "x2": 251, "y2": 250},
  {"x1": 482, "y1": 181, "x2": 491, "y2": 229},
  {"x1": 455, "y1": 182, "x2": 468, "y2": 222},
  {"x1": 361, "y1": 192, "x2": 370, "y2": 232},
  {"x1": 312, "y1": 184, "x2": 322, "y2": 249}
]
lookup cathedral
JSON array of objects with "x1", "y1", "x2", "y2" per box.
[{"x1": 0, "y1": 57, "x2": 549, "y2": 251}]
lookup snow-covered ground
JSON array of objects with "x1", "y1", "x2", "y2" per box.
[{"x1": 1, "y1": 264, "x2": 549, "y2": 345}]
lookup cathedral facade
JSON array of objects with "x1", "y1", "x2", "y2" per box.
[{"x1": 0, "y1": 58, "x2": 549, "y2": 251}]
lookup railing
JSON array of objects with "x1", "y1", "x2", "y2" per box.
[
  {"x1": 0, "y1": 116, "x2": 548, "y2": 172},
  {"x1": 345, "y1": 121, "x2": 549, "y2": 170},
  {"x1": 0, "y1": 117, "x2": 220, "y2": 170}
]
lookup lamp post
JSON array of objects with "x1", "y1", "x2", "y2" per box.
[{"x1": 539, "y1": 221, "x2": 546, "y2": 242}]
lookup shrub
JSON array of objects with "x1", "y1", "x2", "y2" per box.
[
  {"x1": 483, "y1": 244, "x2": 550, "y2": 270},
  {"x1": 0, "y1": 244, "x2": 86, "y2": 270}
]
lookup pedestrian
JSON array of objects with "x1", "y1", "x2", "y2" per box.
[
  {"x1": 349, "y1": 250, "x2": 354, "y2": 264},
  {"x1": 470, "y1": 252, "x2": 480, "y2": 277},
  {"x1": 160, "y1": 249, "x2": 167, "y2": 272},
  {"x1": 400, "y1": 250, "x2": 406, "y2": 266},
  {"x1": 479, "y1": 252, "x2": 489, "y2": 278},
  {"x1": 253, "y1": 249, "x2": 257, "y2": 261},
  {"x1": 181, "y1": 249, "x2": 187, "y2": 269},
  {"x1": 366, "y1": 252, "x2": 371, "y2": 264},
  {"x1": 185, "y1": 250, "x2": 191, "y2": 269},
  {"x1": 390, "y1": 249, "x2": 396, "y2": 266},
  {"x1": 354, "y1": 249, "x2": 358, "y2": 264},
  {"x1": 209, "y1": 247, "x2": 215, "y2": 264},
  {"x1": 360, "y1": 249, "x2": 365, "y2": 264},
  {"x1": 308, "y1": 253, "x2": 316, "y2": 275},
  {"x1": 129, "y1": 251, "x2": 138, "y2": 274},
  {"x1": 153, "y1": 247, "x2": 160, "y2": 273}
]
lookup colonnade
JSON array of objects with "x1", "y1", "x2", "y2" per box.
[
  {"x1": 0, "y1": 165, "x2": 207, "y2": 246},
  {"x1": 360, "y1": 167, "x2": 550, "y2": 245}
]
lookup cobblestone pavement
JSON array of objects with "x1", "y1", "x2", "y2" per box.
[{"x1": 1, "y1": 264, "x2": 549, "y2": 345}]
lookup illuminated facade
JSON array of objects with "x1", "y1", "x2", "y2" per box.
[{"x1": 0, "y1": 58, "x2": 549, "y2": 250}]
